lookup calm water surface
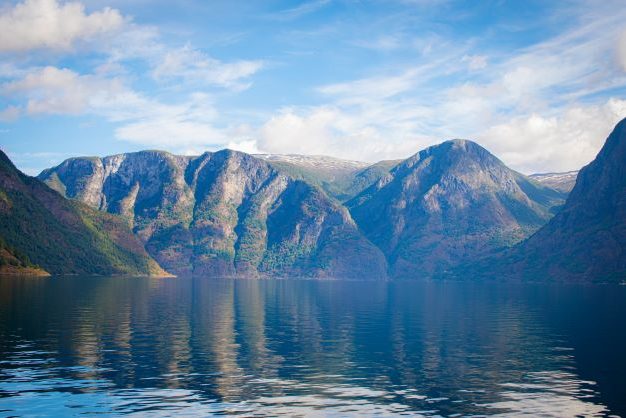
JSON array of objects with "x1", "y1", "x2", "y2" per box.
[{"x1": 0, "y1": 277, "x2": 624, "y2": 417}]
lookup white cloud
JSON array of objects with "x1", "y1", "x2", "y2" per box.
[
  {"x1": 317, "y1": 54, "x2": 451, "y2": 105},
  {"x1": 227, "y1": 139, "x2": 260, "y2": 154},
  {"x1": 0, "y1": 0, "x2": 266, "y2": 156},
  {"x1": 1, "y1": 66, "x2": 228, "y2": 153},
  {"x1": 3, "y1": 0, "x2": 626, "y2": 176},
  {"x1": 319, "y1": 69, "x2": 419, "y2": 101},
  {"x1": 2, "y1": 66, "x2": 125, "y2": 114},
  {"x1": 253, "y1": 97, "x2": 626, "y2": 172},
  {"x1": 478, "y1": 99, "x2": 626, "y2": 174},
  {"x1": 115, "y1": 118, "x2": 225, "y2": 149},
  {"x1": 152, "y1": 45, "x2": 264, "y2": 90},
  {"x1": 257, "y1": 4, "x2": 626, "y2": 171},
  {"x1": 0, "y1": 0, "x2": 124, "y2": 52},
  {"x1": 111, "y1": 91, "x2": 226, "y2": 149},
  {"x1": 257, "y1": 106, "x2": 427, "y2": 162},
  {"x1": 259, "y1": 107, "x2": 339, "y2": 155},
  {"x1": 0, "y1": 1, "x2": 264, "y2": 90}
]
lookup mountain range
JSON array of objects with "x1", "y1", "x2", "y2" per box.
[
  {"x1": 38, "y1": 150, "x2": 387, "y2": 279},
  {"x1": 2, "y1": 118, "x2": 624, "y2": 282}
]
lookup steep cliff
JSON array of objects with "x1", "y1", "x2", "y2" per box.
[
  {"x1": 487, "y1": 118, "x2": 626, "y2": 282},
  {"x1": 40, "y1": 150, "x2": 387, "y2": 279}
]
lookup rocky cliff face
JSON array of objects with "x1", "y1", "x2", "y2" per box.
[
  {"x1": 0, "y1": 151, "x2": 168, "y2": 276},
  {"x1": 348, "y1": 139, "x2": 565, "y2": 278},
  {"x1": 490, "y1": 118, "x2": 626, "y2": 282},
  {"x1": 40, "y1": 150, "x2": 387, "y2": 279}
]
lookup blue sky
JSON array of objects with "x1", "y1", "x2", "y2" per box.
[{"x1": 1, "y1": 0, "x2": 625, "y2": 175}]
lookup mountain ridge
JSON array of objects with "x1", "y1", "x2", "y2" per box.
[
  {"x1": 40, "y1": 149, "x2": 388, "y2": 279},
  {"x1": 38, "y1": 135, "x2": 612, "y2": 281}
]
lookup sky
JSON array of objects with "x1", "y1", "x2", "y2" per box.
[{"x1": 1, "y1": 0, "x2": 626, "y2": 175}]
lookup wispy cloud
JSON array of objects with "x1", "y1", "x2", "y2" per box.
[
  {"x1": 0, "y1": 61, "x2": 241, "y2": 156},
  {"x1": 152, "y1": 45, "x2": 264, "y2": 90},
  {"x1": 2, "y1": 66, "x2": 125, "y2": 115},
  {"x1": 269, "y1": 0, "x2": 331, "y2": 21},
  {"x1": 2, "y1": 0, "x2": 625, "y2": 175},
  {"x1": 0, "y1": 0, "x2": 267, "y2": 159},
  {"x1": 351, "y1": 35, "x2": 402, "y2": 51},
  {"x1": 462, "y1": 54, "x2": 487, "y2": 70},
  {"x1": 256, "y1": 1, "x2": 626, "y2": 172}
]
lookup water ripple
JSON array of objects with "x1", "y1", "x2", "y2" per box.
[{"x1": 0, "y1": 277, "x2": 624, "y2": 416}]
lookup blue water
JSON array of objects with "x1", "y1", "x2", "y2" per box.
[{"x1": 0, "y1": 277, "x2": 624, "y2": 417}]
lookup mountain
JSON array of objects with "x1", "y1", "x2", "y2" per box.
[
  {"x1": 0, "y1": 151, "x2": 169, "y2": 276},
  {"x1": 39, "y1": 150, "x2": 387, "y2": 279},
  {"x1": 347, "y1": 139, "x2": 566, "y2": 278},
  {"x1": 485, "y1": 118, "x2": 626, "y2": 283},
  {"x1": 529, "y1": 171, "x2": 578, "y2": 194},
  {"x1": 255, "y1": 154, "x2": 400, "y2": 201}
]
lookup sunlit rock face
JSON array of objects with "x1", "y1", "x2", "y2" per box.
[
  {"x1": 40, "y1": 150, "x2": 387, "y2": 279},
  {"x1": 347, "y1": 139, "x2": 565, "y2": 278}
]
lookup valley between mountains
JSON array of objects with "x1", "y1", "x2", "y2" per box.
[{"x1": 2, "y1": 118, "x2": 625, "y2": 282}]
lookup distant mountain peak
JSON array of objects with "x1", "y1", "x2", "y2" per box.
[
  {"x1": 529, "y1": 171, "x2": 578, "y2": 194},
  {"x1": 254, "y1": 153, "x2": 370, "y2": 170},
  {"x1": 400, "y1": 138, "x2": 502, "y2": 171},
  {"x1": 445, "y1": 138, "x2": 477, "y2": 147}
]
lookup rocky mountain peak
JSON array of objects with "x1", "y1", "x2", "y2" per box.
[
  {"x1": 348, "y1": 138, "x2": 565, "y2": 278},
  {"x1": 394, "y1": 139, "x2": 504, "y2": 180}
]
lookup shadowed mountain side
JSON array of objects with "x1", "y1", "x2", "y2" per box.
[
  {"x1": 0, "y1": 151, "x2": 169, "y2": 277},
  {"x1": 348, "y1": 139, "x2": 566, "y2": 279},
  {"x1": 462, "y1": 118, "x2": 626, "y2": 283},
  {"x1": 40, "y1": 150, "x2": 387, "y2": 279}
]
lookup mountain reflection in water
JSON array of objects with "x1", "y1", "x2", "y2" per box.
[{"x1": 0, "y1": 277, "x2": 624, "y2": 417}]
